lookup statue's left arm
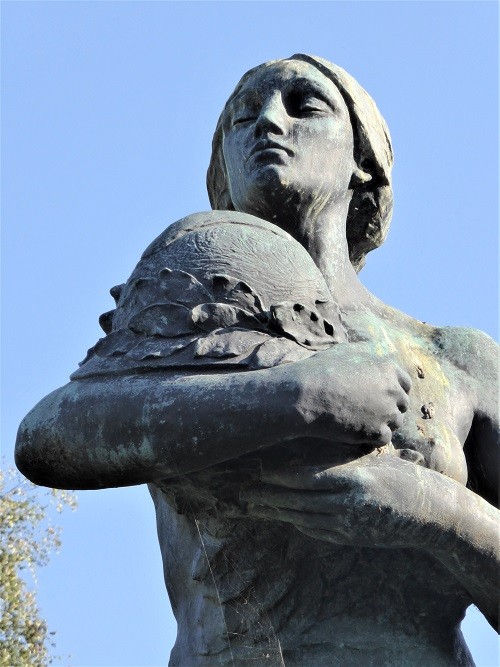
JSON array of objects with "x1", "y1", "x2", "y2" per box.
[
  {"x1": 242, "y1": 328, "x2": 499, "y2": 631},
  {"x1": 461, "y1": 328, "x2": 499, "y2": 508},
  {"x1": 243, "y1": 454, "x2": 499, "y2": 630}
]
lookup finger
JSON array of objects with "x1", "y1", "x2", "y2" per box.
[
  {"x1": 397, "y1": 392, "x2": 410, "y2": 413},
  {"x1": 387, "y1": 412, "x2": 404, "y2": 432},
  {"x1": 258, "y1": 466, "x2": 313, "y2": 489},
  {"x1": 396, "y1": 448, "x2": 426, "y2": 466},
  {"x1": 377, "y1": 424, "x2": 394, "y2": 444},
  {"x1": 259, "y1": 465, "x2": 355, "y2": 491},
  {"x1": 247, "y1": 504, "x2": 339, "y2": 532},
  {"x1": 397, "y1": 369, "x2": 412, "y2": 394},
  {"x1": 386, "y1": 420, "x2": 400, "y2": 433},
  {"x1": 296, "y1": 525, "x2": 351, "y2": 545},
  {"x1": 241, "y1": 486, "x2": 352, "y2": 513}
]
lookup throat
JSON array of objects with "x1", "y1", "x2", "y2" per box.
[
  {"x1": 304, "y1": 233, "x2": 370, "y2": 311},
  {"x1": 282, "y1": 202, "x2": 371, "y2": 311}
]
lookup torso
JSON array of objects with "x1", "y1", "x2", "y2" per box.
[
  {"x1": 152, "y1": 494, "x2": 474, "y2": 666},
  {"x1": 151, "y1": 302, "x2": 479, "y2": 666}
]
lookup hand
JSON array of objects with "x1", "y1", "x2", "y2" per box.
[
  {"x1": 240, "y1": 449, "x2": 432, "y2": 549},
  {"x1": 292, "y1": 344, "x2": 411, "y2": 445}
]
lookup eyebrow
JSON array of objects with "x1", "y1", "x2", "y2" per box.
[
  {"x1": 227, "y1": 90, "x2": 259, "y2": 114},
  {"x1": 289, "y1": 76, "x2": 334, "y2": 92},
  {"x1": 289, "y1": 77, "x2": 339, "y2": 108},
  {"x1": 228, "y1": 75, "x2": 340, "y2": 114}
]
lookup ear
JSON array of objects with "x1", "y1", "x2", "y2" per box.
[{"x1": 349, "y1": 167, "x2": 372, "y2": 189}]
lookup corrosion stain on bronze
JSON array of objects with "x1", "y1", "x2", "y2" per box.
[{"x1": 421, "y1": 402, "x2": 435, "y2": 420}]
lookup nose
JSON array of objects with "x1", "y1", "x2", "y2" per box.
[{"x1": 254, "y1": 91, "x2": 287, "y2": 137}]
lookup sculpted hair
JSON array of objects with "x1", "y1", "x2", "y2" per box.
[{"x1": 207, "y1": 54, "x2": 394, "y2": 272}]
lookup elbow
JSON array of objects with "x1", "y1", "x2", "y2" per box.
[
  {"x1": 15, "y1": 407, "x2": 66, "y2": 488},
  {"x1": 15, "y1": 420, "x2": 43, "y2": 486},
  {"x1": 14, "y1": 387, "x2": 81, "y2": 490}
]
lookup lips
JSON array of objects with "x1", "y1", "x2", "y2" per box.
[{"x1": 249, "y1": 140, "x2": 294, "y2": 158}]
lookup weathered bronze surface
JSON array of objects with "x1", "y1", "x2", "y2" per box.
[{"x1": 16, "y1": 55, "x2": 499, "y2": 665}]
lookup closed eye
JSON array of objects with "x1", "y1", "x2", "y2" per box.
[
  {"x1": 232, "y1": 116, "x2": 257, "y2": 126},
  {"x1": 297, "y1": 99, "x2": 333, "y2": 115},
  {"x1": 300, "y1": 104, "x2": 330, "y2": 113},
  {"x1": 287, "y1": 89, "x2": 335, "y2": 117}
]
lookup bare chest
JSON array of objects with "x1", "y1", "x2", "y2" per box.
[{"x1": 342, "y1": 312, "x2": 474, "y2": 484}]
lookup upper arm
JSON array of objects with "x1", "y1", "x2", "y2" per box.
[
  {"x1": 443, "y1": 327, "x2": 499, "y2": 507},
  {"x1": 17, "y1": 211, "x2": 344, "y2": 488},
  {"x1": 465, "y1": 417, "x2": 499, "y2": 508}
]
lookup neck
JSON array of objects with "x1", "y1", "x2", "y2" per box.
[{"x1": 260, "y1": 192, "x2": 371, "y2": 311}]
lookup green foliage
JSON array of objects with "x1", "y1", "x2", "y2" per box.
[{"x1": 0, "y1": 466, "x2": 77, "y2": 667}]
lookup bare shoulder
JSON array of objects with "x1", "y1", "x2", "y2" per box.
[
  {"x1": 372, "y1": 300, "x2": 497, "y2": 396},
  {"x1": 429, "y1": 325, "x2": 498, "y2": 425},
  {"x1": 431, "y1": 326, "x2": 500, "y2": 506},
  {"x1": 378, "y1": 297, "x2": 498, "y2": 378},
  {"x1": 431, "y1": 325, "x2": 498, "y2": 381}
]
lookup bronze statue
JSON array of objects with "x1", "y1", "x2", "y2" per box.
[{"x1": 16, "y1": 55, "x2": 499, "y2": 666}]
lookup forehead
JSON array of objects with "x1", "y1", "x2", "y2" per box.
[{"x1": 232, "y1": 59, "x2": 345, "y2": 105}]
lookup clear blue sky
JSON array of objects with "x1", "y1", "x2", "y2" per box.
[{"x1": 2, "y1": 2, "x2": 498, "y2": 665}]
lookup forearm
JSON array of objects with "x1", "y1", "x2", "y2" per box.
[
  {"x1": 241, "y1": 453, "x2": 500, "y2": 630},
  {"x1": 15, "y1": 368, "x2": 302, "y2": 490},
  {"x1": 15, "y1": 343, "x2": 411, "y2": 490},
  {"x1": 417, "y1": 474, "x2": 499, "y2": 630}
]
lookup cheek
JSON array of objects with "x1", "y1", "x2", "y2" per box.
[
  {"x1": 222, "y1": 137, "x2": 253, "y2": 209},
  {"x1": 296, "y1": 123, "x2": 354, "y2": 184},
  {"x1": 304, "y1": 121, "x2": 351, "y2": 155},
  {"x1": 223, "y1": 133, "x2": 250, "y2": 178},
  {"x1": 222, "y1": 139, "x2": 241, "y2": 192},
  {"x1": 222, "y1": 138, "x2": 235, "y2": 175}
]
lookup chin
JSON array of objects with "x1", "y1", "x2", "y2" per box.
[{"x1": 240, "y1": 167, "x2": 300, "y2": 212}]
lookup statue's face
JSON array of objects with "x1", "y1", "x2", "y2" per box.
[{"x1": 222, "y1": 60, "x2": 357, "y2": 223}]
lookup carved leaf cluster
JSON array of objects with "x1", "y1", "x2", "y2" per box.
[{"x1": 75, "y1": 268, "x2": 344, "y2": 378}]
